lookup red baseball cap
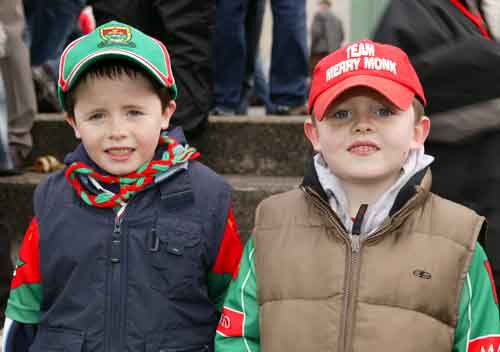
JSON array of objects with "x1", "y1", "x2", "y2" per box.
[{"x1": 308, "y1": 39, "x2": 426, "y2": 120}]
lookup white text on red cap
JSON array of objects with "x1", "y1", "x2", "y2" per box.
[{"x1": 326, "y1": 43, "x2": 397, "y2": 82}]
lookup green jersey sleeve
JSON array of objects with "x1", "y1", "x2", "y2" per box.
[
  {"x1": 5, "y1": 218, "x2": 42, "y2": 324},
  {"x1": 453, "y1": 242, "x2": 500, "y2": 352},
  {"x1": 215, "y1": 237, "x2": 260, "y2": 352},
  {"x1": 207, "y1": 207, "x2": 243, "y2": 312}
]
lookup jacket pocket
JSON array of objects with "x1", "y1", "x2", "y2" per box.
[
  {"x1": 30, "y1": 327, "x2": 84, "y2": 352},
  {"x1": 149, "y1": 218, "x2": 203, "y2": 299}
]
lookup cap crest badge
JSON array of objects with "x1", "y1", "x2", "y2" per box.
[{"x1": 99, "y1": 26, "x2": 135, "y2": 48}]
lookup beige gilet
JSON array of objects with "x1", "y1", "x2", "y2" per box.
[{"x1": 254, "y1": 173, "x2": 484, "y2": 352}]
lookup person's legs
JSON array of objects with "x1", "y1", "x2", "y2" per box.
[
  {"x1": 152, "y1": 0, "x2": 217, "y2": 134},
  {"x1": 25, "y1": 0, "x2": 86, "y2": 66},
  {"x1": 236, "y1": 0, "x2": 266, "y2": 115},
  {"x1": 0, "y1": 73, "x2": 13, "y2": 171},
  {"x1": 268, "y1": 0, "x2": 308, "y2": 113},
  {"x1": 213, "y1": 0, "x2": 248, "y2": 114},
  {"x1": 0, "y1": 0, "x2": 36, "y2": 165}
]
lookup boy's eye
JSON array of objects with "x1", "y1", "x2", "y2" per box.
[
  {"x1": 374, "y1": 108, "x2": 394, "y2": 118},
  {"x1": 88, "y1": 112, "x2": 104, "y2": 121},
  {"x1": 127, "y1": 110, "x2": 144, "y2": 117},
  {"x1": 332, "y1": 110, "x2": 352, "y2": 120}
]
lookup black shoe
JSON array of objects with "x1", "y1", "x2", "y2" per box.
[
  {"x1": 32, "y1": 65, "x2": 62, "y2": 113},
  {"x1": 210, "y1": 106, "x2": 235, "y2": 116}
]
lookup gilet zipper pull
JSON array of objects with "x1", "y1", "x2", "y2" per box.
[{"x1": 351, "y1": 204, "x2": 368, "y2": 253}]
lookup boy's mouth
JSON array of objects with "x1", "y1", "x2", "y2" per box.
[
  {"x1": 105, "y1": 147, "x2": 135, "y2": 160},
  {"x1": 347, "y1": 141, "x2": 380, "y2": 155}
]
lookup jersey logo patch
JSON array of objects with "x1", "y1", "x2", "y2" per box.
[
  {"x1": 468, "y1": 335, "x2": 500, "y2": 352},
  {"x1": 216, "y1": 306, "x2": 244, "y2": 337}
]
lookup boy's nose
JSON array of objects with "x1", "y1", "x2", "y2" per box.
[
  {"x1": 353, "y1": 116, "x2": 374, "y2": 134},
  {"x1": 108, "y1": 117, "x2": 128, "y2": 139}
]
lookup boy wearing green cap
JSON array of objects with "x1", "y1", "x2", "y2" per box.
[{"x1": 2, "y1": 21, "x2": 243, "y2": 352}]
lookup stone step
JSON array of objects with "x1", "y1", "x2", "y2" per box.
[
  {"x1": 30, "y1": 114, "x2": 312, "y2": 176},
  {"x1": 0, "y1": 172, "x2": 301, "y2": 242}
]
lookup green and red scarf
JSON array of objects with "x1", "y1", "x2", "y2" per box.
[{"x1": 65, "y1": 133, "x2": 199, "y2": 209}]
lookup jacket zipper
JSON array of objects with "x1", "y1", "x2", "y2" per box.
[
  {"x1": 301, "y1": 187, "x2": 355, "y2": 352},
  {"x1": 303, "y1": 186, "x2": 423, "y2": 352},
  {"x1": 343, "y1": 204, "x2": 367, "y2": 352},
  {"x1": 105, "y1": 207, "x2": 126, "y2": 352}
]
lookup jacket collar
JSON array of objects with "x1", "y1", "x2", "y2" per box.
[{"x1": 301, "y1": 157, "x2": 432, "y2": 224}]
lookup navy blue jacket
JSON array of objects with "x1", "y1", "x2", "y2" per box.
[{"x1": 27, "y1": 129, "x2": 232, "y2": 352}]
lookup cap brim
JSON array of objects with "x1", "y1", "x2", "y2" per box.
[
  {"x1": 58, "y1": 50, "x2": 178, "y2": 109},
  {"x1": 312, "y1": 75, "x2": 415, "y2": 120}
]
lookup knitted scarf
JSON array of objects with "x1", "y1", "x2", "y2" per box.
[{"x1": 65, "y1": 133, "x2": 199, "y2": 209}]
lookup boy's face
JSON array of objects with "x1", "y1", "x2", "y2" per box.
[
  {"x1": 305, "y1": 87, "x2": 430, "y2": 187},
  {"x1": 66, "y1": 73, "x2": 175, "y2": 176}
]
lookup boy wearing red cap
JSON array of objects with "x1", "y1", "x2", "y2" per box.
[
  {"x1": 1, "y1": 21, "x2": 243, "y2": 351},
  {"x1": 215, "y1": 39, "x2": 500, "y2": 352}
]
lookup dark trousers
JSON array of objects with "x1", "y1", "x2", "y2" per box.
[
  {"x1": 0, "y1": 0, "x2": 36, "y2": 158},
  {"x1": 90, "y1": 0, "x2": 215, "y2": 135},
  {"x1": 268, "y1": 0, "x2": 308, "y2": 108},
  {"x1": 235, "y1": 0, "x2": 269, "y2": 114},
  {"x1": 426, "y1": 133, "x2": 500, "y2": 295},
  {"x1": 23, "y1": 0, "x2": 86, "y2": 66}
]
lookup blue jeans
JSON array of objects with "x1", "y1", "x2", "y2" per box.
[
  {"x1": 215, "y1": 0, "x2": 308, "y2": 111},
  {"x1": 268, "y1": 0, "x2": 308, "y2": 108},
  {"x1": 214, "y1": 0, "x2": 249, "y2": 111},
  {"x1": 24, "y1": 0, "x2": 86, "y2": 66},
  {"x1": 235, "y1": 0, "x2": 270, "y2": 114},
  {"x1": 236, "y1": 56, "x2": 272, "y2": 114}
]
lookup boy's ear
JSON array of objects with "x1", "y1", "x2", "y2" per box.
[
  {"x1": 161, "y1": 100, "x2": 176, "y2": 130},
  {"x1": 304, "y1": 118, "x2": 322, "y2": 153},
  {"x1": 65, "y1": 113, "x2": 81, "y2": 139},
  {"x1": 411, "y1": 115, "x2": 430, "y2": 149}
]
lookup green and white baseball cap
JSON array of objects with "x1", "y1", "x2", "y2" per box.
[{"x1": 58, "y1": 20, "x2": 177, "y2": 109}]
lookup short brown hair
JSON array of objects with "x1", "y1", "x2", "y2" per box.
[
  {"x1": 412, "y1": 98, "x2": 425, "y2": 122},
  {"x1": 64, "y1": 59, "x2": 171, "y2": 117}
]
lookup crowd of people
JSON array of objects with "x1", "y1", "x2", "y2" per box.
[
  {"x1": 2, "y1": 0, "x2": 500, "y2": 351},
  {"x1": 0, "y1": 0, "x2": 344, "y2": 175}
]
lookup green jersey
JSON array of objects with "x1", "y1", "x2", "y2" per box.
[{"x1": 215, "y1": 238, "x2": 500, "y2": 352}]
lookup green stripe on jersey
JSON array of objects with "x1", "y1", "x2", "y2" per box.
[
  {"x1": 453, "y1": 243, "x2": 500, "y2": 352},
  {"x1": 215, "y1": 238, "x2": 261, "y2": 352},
  {"x1": 208, "y1": 271, "x2": 233, "y2": 312},
  {"x1": 5, "y1": 283, "x2": 42, "y2": 324}
]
